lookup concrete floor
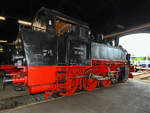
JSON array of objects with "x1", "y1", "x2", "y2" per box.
[
  {"x1": 2, "y1": 80, "x2": 150, "y2": 113},
  {"x1": 0, "y1": 80, "x2": 28, "y2": 100}
]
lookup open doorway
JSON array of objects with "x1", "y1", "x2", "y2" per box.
[{"x1": 120, "y1": 33, "x2": 150, "y2": 82}]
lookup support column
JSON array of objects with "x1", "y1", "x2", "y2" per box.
[{"x1": 115, "y1": 37, "x2": 119, "y2": 47}]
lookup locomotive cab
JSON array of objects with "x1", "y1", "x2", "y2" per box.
[
  {"x1": 12, "y1": 7, "x2": 91, "y2": 67},
  {"x1": 31, "y1": 7, "x2": 91, "y2": 66}
]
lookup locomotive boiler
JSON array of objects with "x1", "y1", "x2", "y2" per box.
[{"x1": 1, "y1": 7, "x2": 134, "y2": 99}]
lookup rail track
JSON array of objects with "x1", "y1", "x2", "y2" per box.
[
  {"x1": 0, "y1": 79, "x2": 122, "y2": 112},
  {"x1": 0, "y1": 93, "x2": 46, "y2": 111},
  {"x1": 133, "y1": 72, "x2": 150, "y2": 82}
]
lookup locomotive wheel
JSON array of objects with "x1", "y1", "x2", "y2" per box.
[
  {"x1": 59, "y1": 78, "x2": 78, "y2": 96},
  {"x1": 101, "y1": 80, "x2": 111, "y2": 87},
  {"x1": 83, "y1": 77, "x2": 98, "y2": 91}
]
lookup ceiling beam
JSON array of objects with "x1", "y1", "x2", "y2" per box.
[{"x1": 104, "y1": 23, "x2": 150, "y2": 39}]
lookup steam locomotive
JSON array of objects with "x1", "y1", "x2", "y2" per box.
[{"x1": 1, "y1": 7, "x2": 134, "y2": 99}]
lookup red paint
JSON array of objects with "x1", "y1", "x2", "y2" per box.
[
  {"x1": 128, "y1": 73, "x2": 133, "y2": 78},
  {"x1": 83, "y1": 78, "x2": 98, "y2": 91},
  {"x1": 101, "y1": 80, "x2": 111, "y2": 87},
  {"x1": 27, "y1": 66, "x2": 57, "y2": 86},
  {"x1": 130, "y1": 65, "x2": 135, "y2": 72},
  {"x1": 0, "y1": 65, "x2": 15, "y2": 70},
  {"x1": 12, "y1": 76, "x2": 26, "y2": 84},
  {"x1": 30, "y1": 84, "x2": 54, "y2": 94},
  {"x1": 4, "y1": 59, "x2": 132, "y2": 99}
]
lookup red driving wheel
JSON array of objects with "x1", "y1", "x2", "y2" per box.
[
  {"x1": 101, "y1": 80, "x2": 111, "y2": 87},
  {"x1": 83, "y1": 77, "x2": 98, "y2": 91},
  {"x1": 59, "y1": 77, "x2": 78, "y2": 96}
]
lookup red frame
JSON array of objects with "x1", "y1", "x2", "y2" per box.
[{"x1": 2, "y1": 59, "x2": 134, "y2": 99}]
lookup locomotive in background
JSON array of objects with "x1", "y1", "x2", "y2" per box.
[{"x1": 1, "y1": 7, "x2": 134, "y2": 99}]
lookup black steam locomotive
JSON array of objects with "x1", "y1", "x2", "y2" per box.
[{"x1": 1, "y1": 7, "x2": 133, "y2": 98}]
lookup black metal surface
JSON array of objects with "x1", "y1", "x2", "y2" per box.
[
  {"x1": 57, "y1": 34, "x2": 90, "y2": 66},
  {"x1": 16, "y1": 29, "x2": 127, "y2": 66},
  {"x1": 118, "y1": 67, "x2": 129, "y2": 82},
  {"x1": 57, "y1": 36, "x2": 67, "y2": 65},
  {"x1": 69, "y1": 40, "x2": 90, "y2": 65},
  {"x1": 21, "y1": 29, "x2": 57, "y2": 66},
  {"x1": 126, "y1": 53, "x2": 131, "y2": 65},
  {"x1": 14, "y1": 28, "x2": 90, "y2": 66},
  {"x1": 91, "y1": 42, "x2": 127, "y2": 60}
]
